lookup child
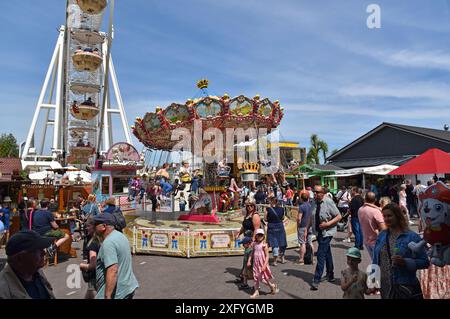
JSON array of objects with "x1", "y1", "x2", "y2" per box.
[
  {"x1": 340, "y1": 247, "x2": 370, "y2": 299},
  {"x1": 178, "y1": 192, "x2": 187, "y2": 212},
  {"x1": 247, "y1": 228, "x2": 279, "y2": 298},
  {"x1": 239, "y1": 237, "x2": 253, "y2": 289}
]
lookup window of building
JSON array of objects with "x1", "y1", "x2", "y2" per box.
[{"x1": 102, "y1": 176, "x2": 109, "y2": 195}]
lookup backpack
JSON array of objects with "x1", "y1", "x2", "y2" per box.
[{"x1": 112, "y1": 207, "x2": 127, "y2": 232}]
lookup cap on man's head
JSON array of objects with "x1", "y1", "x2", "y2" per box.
[
  {"x1": 93, "y1": 213, "x2": 116, "y2": 226},
  {"x1": 6, "y1": 230, "x2": 54, "y2": 256}
]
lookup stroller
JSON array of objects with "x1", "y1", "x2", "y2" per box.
[{"x1": 337, "y1": 207, "x2": 350, "y2": 232}]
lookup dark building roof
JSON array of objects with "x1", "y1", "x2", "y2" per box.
[
  {"x1": 327, "y1": 123, "x2": 450, "y2": 169},
  {"x1": 0, "y1": 158, "x2": 22, "y2": 181},
  {"x1": 384, "y1": 123, "x2": 450, "y2": 142}
]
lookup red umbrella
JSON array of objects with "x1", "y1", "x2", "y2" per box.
[{"x1": 388, "y1": 148, "x2": 450, "y2": 175}]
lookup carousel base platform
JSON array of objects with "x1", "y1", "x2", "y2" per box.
[
  {"x1": 178, "y1": 213, "x2": 220, "y2": 223},
  {"x1": 124, "y1": 207, "x2": 301, "y2": 258}
]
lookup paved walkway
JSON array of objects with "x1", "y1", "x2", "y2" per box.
[{"x1": 39, "y1": 230, "x2": 379, "y2": 299}]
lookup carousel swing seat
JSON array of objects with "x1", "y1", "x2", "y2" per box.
[
  {"x1": 72, "y1": 50, "x2": 103, "y2": 72},
  {"x1": 76, "y1": 0, "x2": 107, "y2": 15}
]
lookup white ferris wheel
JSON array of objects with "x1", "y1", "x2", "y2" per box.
[{"x1": 21, "y1": 0, "x2": 132, "y2": 172}]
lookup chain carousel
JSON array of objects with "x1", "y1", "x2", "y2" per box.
[{"x1": 126, "y1": 80, "x2": 300, "y2": 257}]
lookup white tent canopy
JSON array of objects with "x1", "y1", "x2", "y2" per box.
[
  {"x1": 66, "y1": 170, "x2": 91, "y2": 183},
  {"x1": 29, "y1": 171, "x2": 54, "y2": 181},
  {"x1": 325, "y1": 164, "x2": 399, "y2": 191},
  {"x1": 29, "y1": 167, "x2": 91, "y2": 183},
  {"x1": 326, "y1": 164, "x2": 399, "y2": 177}
]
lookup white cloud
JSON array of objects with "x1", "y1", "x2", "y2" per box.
[
  {"x1": 382, "y1": 50, "x2": 450, "y2": 71},
  {"x1": 338, "y1": 81, "x2": 450, "y2": 103},
  {"x1": 283, "y1": 102, "x2": 447, "y2": 120}
]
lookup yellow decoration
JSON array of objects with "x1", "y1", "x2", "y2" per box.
[
  {"x1": 253, "y1": 94, "x2": 260, "y2": 100},
  {"x1": 197, "y1": 79, "x2": 209, "y2": 89},
  {"x1": 243, "y1": 162, "x2": 260, "y2": 173}
]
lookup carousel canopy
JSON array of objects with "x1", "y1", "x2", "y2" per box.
[{"x1": 132, "y1": 80, "x2": 284, "y2": 151}]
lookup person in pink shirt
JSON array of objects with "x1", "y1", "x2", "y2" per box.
[
  {"x1": 285, "y1": 185, "x2": 294, "y2": 206},
  {"x1": 358, "y1": 192, "x2": 387, "y2": 261}
]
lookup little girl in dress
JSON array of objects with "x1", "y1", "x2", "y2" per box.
[{"x1": 247, "y1": 228, "x2": 279, "y2": 298}]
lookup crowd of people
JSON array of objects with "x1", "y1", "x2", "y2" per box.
[
  {"x1": 0, "y1": 194, "x2": 138, "y2": 299},
  {"x1": 0, "y1": 168, "x2": 447, "y2": 299},
  {"x1": 233, "y1": 177, "x2": 437, "y2": 299}
]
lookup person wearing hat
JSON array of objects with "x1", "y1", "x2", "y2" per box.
[
  {"x1": 238, "y1": 236, "x2": 254, "y2": 290},
  {"x1": 93, "y1": 214, "x2": 139, "y2": 299},
  {"x1": 340, "y1": 247, "x2": 370, "y2": 299},
  {"x1": 0, "y1": 230, "x2": 55, "y2": 299},
  {"x1": 102, "y1": 197, "x2": 117, "y2": 214},
  {"x1": 248, "y1": 228, "x2": 279, "y2": 298}
]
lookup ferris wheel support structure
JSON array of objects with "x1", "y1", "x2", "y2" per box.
[{"x1": 21, "y1": 0, "x2": 132, "y2": 172}]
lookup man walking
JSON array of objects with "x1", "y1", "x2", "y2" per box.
[
  {"x1": 297, "y1": 190, "x2": 313, "y2": 265},
  {"x1": 310, "y1": 185, "x2": 342, "y2": 291},
  {"x1": 358, "y1": 192, "x2": 386, "y2": 260},
  {"x1": 94, "y1": 214, "x2": 139, "y2": 299},
  {"x1": 405, "y1": 179, "x2": 417, "y2": 219},
  {"x1": 349, "y1": 187, "x2": 364, "y2": 250}
]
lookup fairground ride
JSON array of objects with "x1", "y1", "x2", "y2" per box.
[{"x1": 20, "y1": 0, "x2": 132, "y2": 172}]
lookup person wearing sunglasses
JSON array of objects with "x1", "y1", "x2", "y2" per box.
[
  {"x1": 310, "y1": 185, "x2": 342, "y2": 291},
  {"x1": 236, "y1": 202, "x2": 261, "y2": 241}
]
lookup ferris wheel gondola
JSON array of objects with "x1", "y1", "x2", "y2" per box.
[
  {"x1": 70, "y1": 100, "x2": 100, "y2": 121},
  {"x1": 72, "y1": 49, "x2": 103, "y2": 72},
  {"x1": 76, "y1": 0, "x2": 108, "y2": 15},
  {"x1": 71, "y1": 29, "x2": 105, "y2": 45},
  {"x1": 70, "y1": 81, "x2": 101, "y2": 94}
]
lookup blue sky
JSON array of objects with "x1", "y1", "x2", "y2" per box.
[{"x1": 1, "y1": 0, "x2": 450, "y2": 158}]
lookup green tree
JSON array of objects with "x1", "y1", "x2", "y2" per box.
[
  {"x1": 306, "y1": 134, "x2": 329, "y2": 164},
  {"x1": 318, "y1": 140, "x2": 328, "y2": 164},
  {"x1": 0, "y1": 133, "x2": 19, "y2": 158}
]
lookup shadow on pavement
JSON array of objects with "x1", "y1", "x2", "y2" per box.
[
  {"x1": 224, "y1": 267, "x2": 242, "y2": 278},
  {"x1": 281, "y1": 268, "x2": 314, "y2": 284}
]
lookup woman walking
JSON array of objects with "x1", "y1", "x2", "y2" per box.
[
  {"x1": 373, "y1": 203, "x2": 429, "y2": 299},
  {"x1": 265, "y1": 197, "x2": 287, "y2": 265},
  {"x1": 236, "y1": 202, "x2": 261, "y2": 241}
]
